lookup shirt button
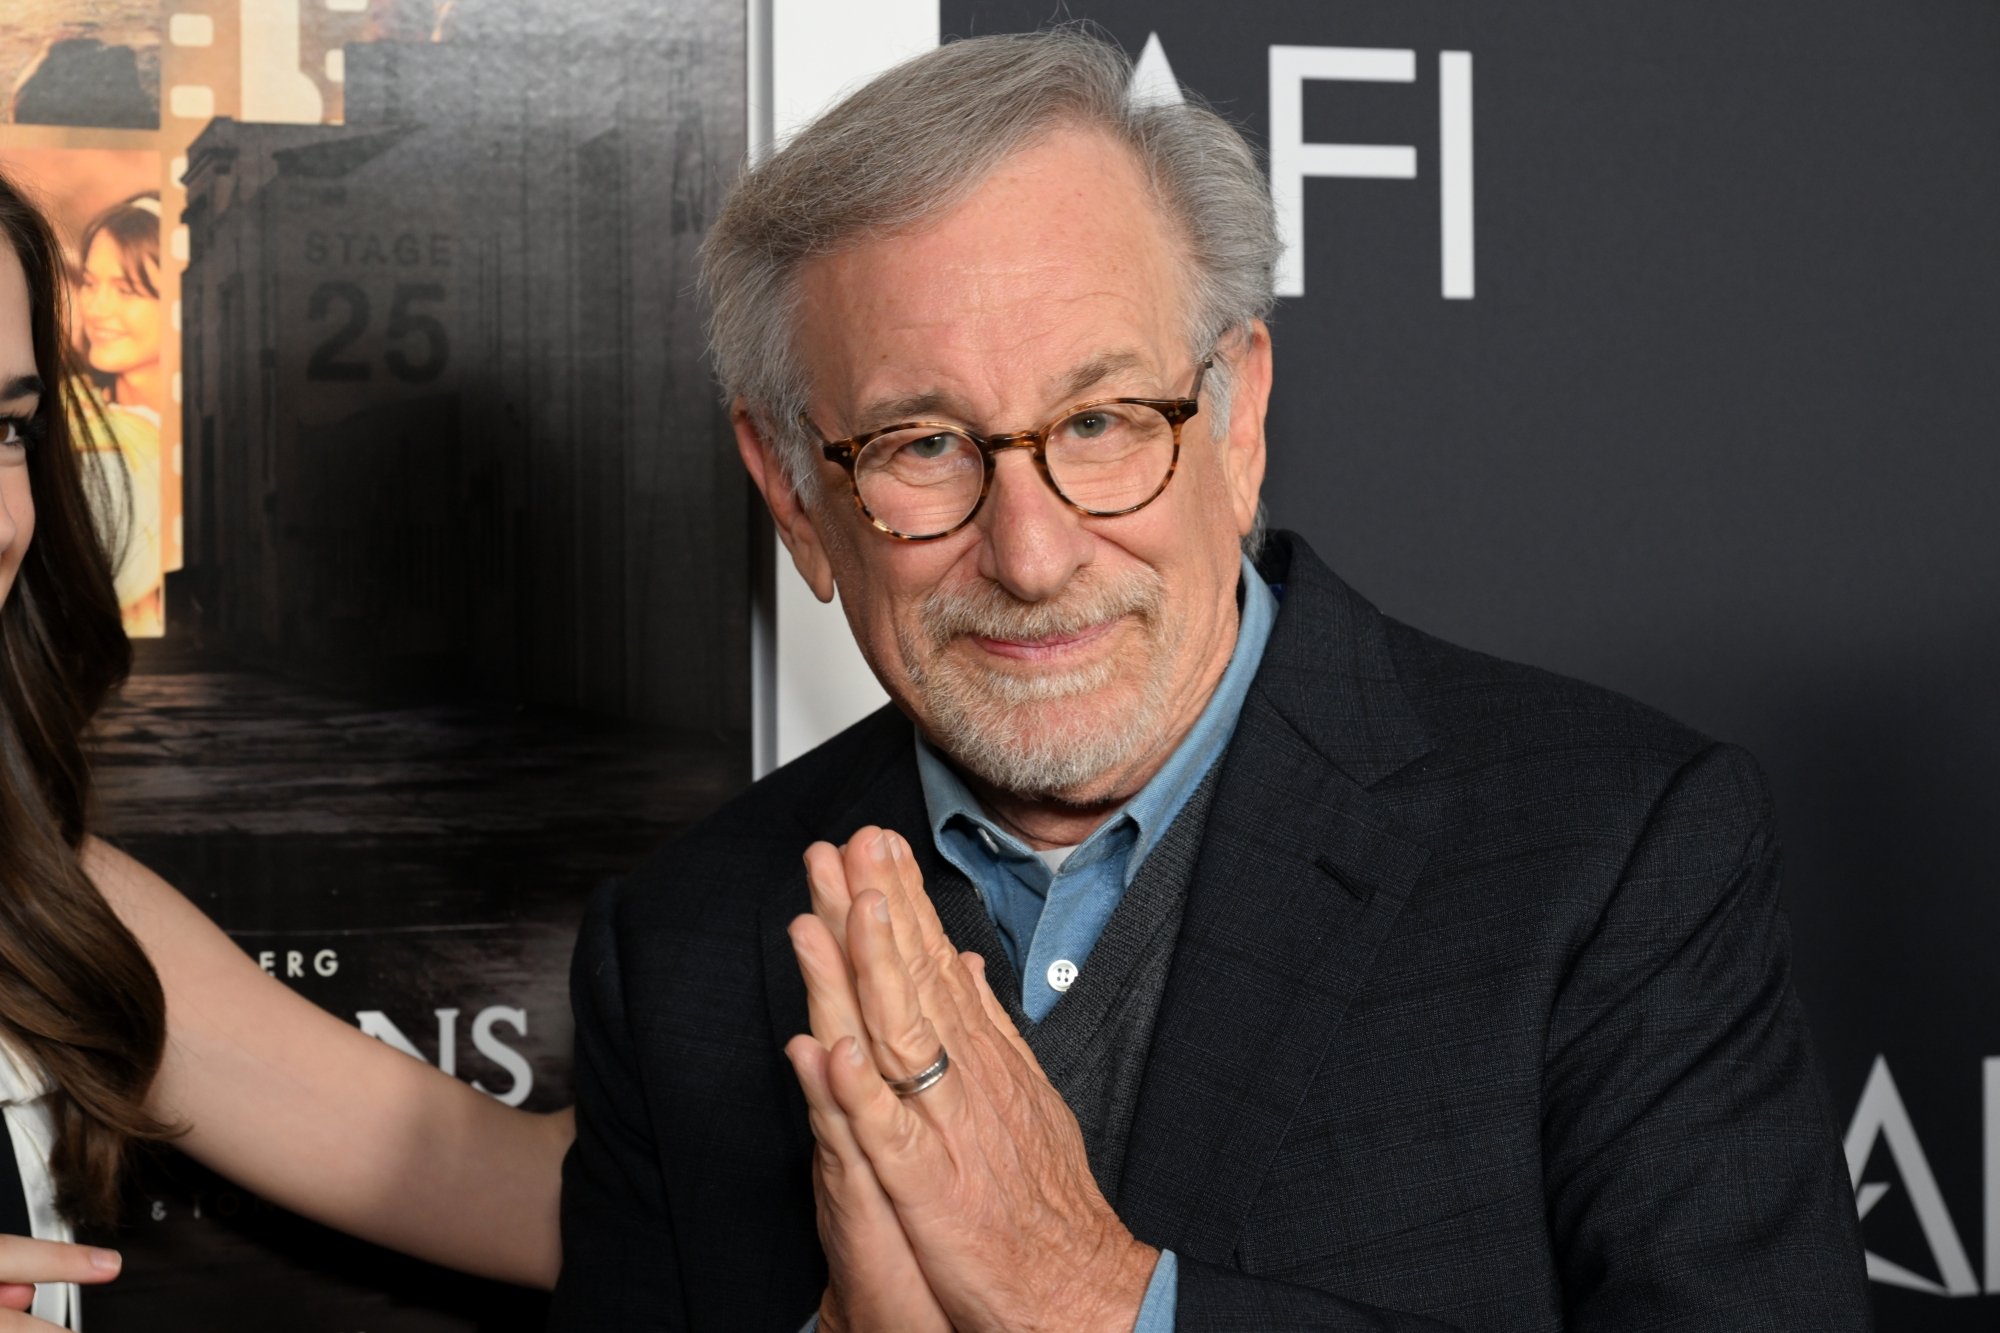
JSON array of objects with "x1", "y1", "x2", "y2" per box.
[{"x1": 1046, "y1": 959, "x2": 1078, "y2": 993}]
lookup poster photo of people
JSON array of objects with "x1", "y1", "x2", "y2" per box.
[
  {"x1": 2, "y1": 0, "x2": 749, "y2": 1328},
  {"x1": 0, "y1": 146, "x2": 169, "y2": 634},
  {"x1": 1, "y1": 1, "x2": 174, "y2": 638}
]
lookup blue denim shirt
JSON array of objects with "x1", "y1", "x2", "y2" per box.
[{"x1": 909, "y1": 556, "x2": 1279, "y2": 1332}]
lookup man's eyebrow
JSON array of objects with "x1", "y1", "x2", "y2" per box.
[
  {"x1": 0, "y1": 374, "x2": 43, "y2": 404},
  {"x1": 849, "y1": 351, "x2": 1157, "y2": 433},
  {"x1": 853, "y1": 388, "x2": 964, "y2": 427},
  {"x1": 1050, "y1": 350, "x2": 1150, "y2": 403}
]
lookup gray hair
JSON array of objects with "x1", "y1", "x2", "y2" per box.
[{"x1": 700, "y1": 26, "x2": 1280, "y2": 514}]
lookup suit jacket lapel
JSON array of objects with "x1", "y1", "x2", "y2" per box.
[{"x1": 1119, "y1": 535, "x2": 1437, "y2": 1260}]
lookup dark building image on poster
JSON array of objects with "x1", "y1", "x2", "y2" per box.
[
  {"x1": 63, "y1": 1, "x2": 750, "y2": 1328},
  {"x1": 934, "y1": 4, "x2": 1998, "y2": 1328}
]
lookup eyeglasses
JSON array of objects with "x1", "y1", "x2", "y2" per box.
[{"x1": 803, "y1": 357, "x2": 1213, "y2": 541}]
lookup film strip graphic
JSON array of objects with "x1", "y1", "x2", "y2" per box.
[{"x1": 159, "y1": 0, "x2": 426, "y2": 582}]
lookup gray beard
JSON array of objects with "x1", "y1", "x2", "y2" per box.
[{"x1": 900, "y1": 568, "x2": 1175, "y2": 801}]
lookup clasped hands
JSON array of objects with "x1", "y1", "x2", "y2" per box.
[{"x1": 784, "y1": 828, "x2": 1158, "y2": 1333}]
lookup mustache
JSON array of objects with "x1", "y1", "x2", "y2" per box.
[{"x1": 919, "y1": 568, "x2": 1166, "y2": 649}]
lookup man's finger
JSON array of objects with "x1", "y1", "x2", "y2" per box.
[
  {"x1": 789, "y1": 914, "x2": 867, "y2": 1052},
  {"x1": 785, "y1": 1034, "x2": 869, "y2": 1165},
  {"x1": 794, "y1": 1037, "x2": 956, "y2": 1333},
  {"x1": 824, "y1": 1028, "x2": 964, "y2": 1205},
  {"x1": 785, "y1": 1035, "x2": 895, "y2": 1218},
  {"x1": 790, "y1": 1034, "x2": 907, "y2": 1230},
  {"x1": 880, "y1": 831, "x2": 985, "y2": 1034},
  {"x1": 841, "y1": 830, "x2": 935, "y2": 990},
  {"x1": 0, "y1": 1287, "x2": 28, "y2": 1313},
  {"x1": 883, "y1": 830, "x2": 960, "y2": 976},
  {"x1": 0, "y1": 1235, "x2": 121, "y2": 1288},
  {"x1": 803, "y1": 843, "x2": 856, "y2": 944},
  {"x1": 962, "y1": 951, "x2": 1037, "y2": 1066},
  {"x1": 851, "y1": 831, "x2": 984, "y2": 1037},
  {"x1": 846, "y1": 890, "x2": 958, "y2": 1081}
]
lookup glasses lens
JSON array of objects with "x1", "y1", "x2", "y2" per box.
[
  {"x1": 853, "y1": 427, "x2": 985, "y2": 537},
  {"x1": 1045, "y1": 401, "x2": 1178, "y2": 514}
]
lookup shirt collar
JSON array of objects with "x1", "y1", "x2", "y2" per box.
[
  {"x1": 916, "y1": 553, "x2": 1279, "y2": 887},
  {"x1": 0, "y1": 1038, "x2": 51, "y2": 1106}
]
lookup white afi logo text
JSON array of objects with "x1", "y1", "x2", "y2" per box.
[
  {"x1": 1131, "y1": 33, "x2": 1475, "y2": 300},
  {"x1": 1845, "y1": 1055, "x2": 2000, "y2": 1296}
]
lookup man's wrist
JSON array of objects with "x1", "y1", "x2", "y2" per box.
[{"x1": 1060, "y1": 1231, "x2": 1160, "y2": 1333}]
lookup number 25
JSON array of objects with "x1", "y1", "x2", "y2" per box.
[{"x1": 306, "y1": 281, "x2": 450, "y2": 384}]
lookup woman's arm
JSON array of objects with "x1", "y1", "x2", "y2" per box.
[{"x1": 83, "y1": 839, "x2": 572, "y2": 1289}]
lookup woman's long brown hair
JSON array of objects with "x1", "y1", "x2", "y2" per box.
[{"x1": 0, "y1": 169, "x2": 171, "y2": 1227}]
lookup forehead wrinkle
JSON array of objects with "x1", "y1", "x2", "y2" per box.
[
  {"x1": 853, "y1": 346, "x2": 1161, "y2": 434},
  {"x1": 806, "y1": 130, "x2": 1186, "y2": 436},
  {"x1": 842, "y1": 281, "x2": 1168, "y2": 429}
]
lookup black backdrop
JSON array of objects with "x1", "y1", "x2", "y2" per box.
[
  {"x1": 936, "y1": 3, "x2": 1999, "y2": 1324},
  {"x1": 0, "y1": 0, "x2": 1990, "y2": 1324}
]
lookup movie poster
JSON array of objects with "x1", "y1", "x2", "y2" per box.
[{"x1": 4, "y1": 1, "x2": 748, "y2": 1328}]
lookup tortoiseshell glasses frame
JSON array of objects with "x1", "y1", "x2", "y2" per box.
[{"x1": 802, "y1": 356, "x2": 1214, "y2": 541}]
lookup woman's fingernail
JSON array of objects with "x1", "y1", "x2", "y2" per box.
[
  {"x1": 871, "y1": 897, "x2": 890, "y2": 923},
  {"x1": 89, "y1": 1248, "x2": 121, "y2": 1274}
]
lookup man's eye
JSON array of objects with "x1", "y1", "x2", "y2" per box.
[
  {"x1": 902, "y1": 434, "x2": 958, "y2": 460},
  {"x1": 1069, "y1": 412, "x2": 1112, "y2": 439}
]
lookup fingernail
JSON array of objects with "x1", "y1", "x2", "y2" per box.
[
  {"x1": 888, "y1": 833, "x2": 904, "y2": 863},
  {"x1": 871, "y1": 896, "x2": 890, "y2": 923},
  {"x1": 871, "y1": 831, "x2": 893, "y2": 863},
  {"x1": 89, "y1": 1248, "x2": 121, "y2": 1274},
  {"x1": 843, "y1": 1040, "x2": 866, "y2": 1066}
]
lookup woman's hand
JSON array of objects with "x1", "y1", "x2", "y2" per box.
[{"x1": 0, "y1": 1235, "x2": 120, "y2": 1326}]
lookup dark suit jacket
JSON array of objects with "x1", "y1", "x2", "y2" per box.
[{"x1": 551, "y1": 532, "x2": 1870, "y2": 1331}]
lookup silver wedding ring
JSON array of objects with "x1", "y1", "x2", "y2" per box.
[{"x1": 886, "y1": 1047, "x2": 950, "y2": 1098}]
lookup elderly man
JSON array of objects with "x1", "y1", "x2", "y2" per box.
[{"x1": 551, "y1": 28, "x2": 1869, "y2": 1333}]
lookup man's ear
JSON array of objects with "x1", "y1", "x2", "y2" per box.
[
  {"x1": 732, "y1": 399, "x2": 837, "y2": 603},
  {"x1": 1221, "y1": 319, "x2": 1272, "y2": 538}
]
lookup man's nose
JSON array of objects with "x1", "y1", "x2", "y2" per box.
[{"x1": 973, "y1": 448, "x2": 1092, "y2": 602}]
